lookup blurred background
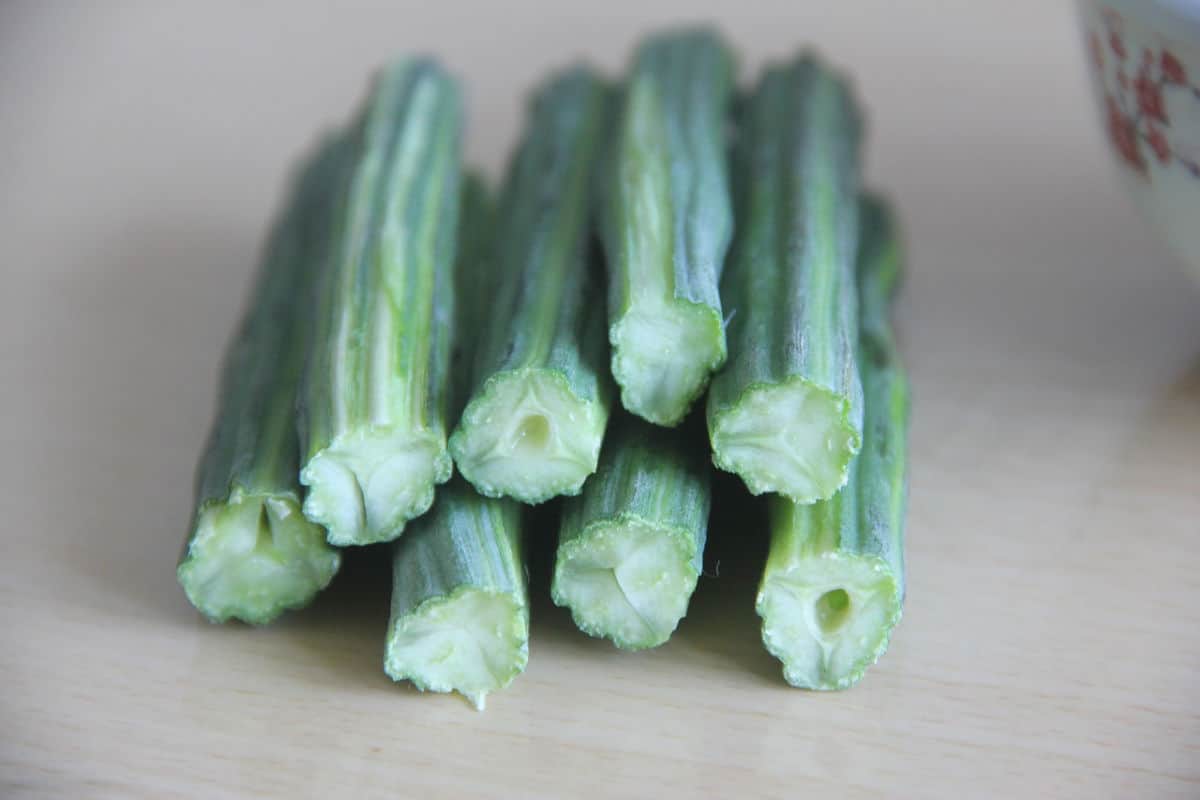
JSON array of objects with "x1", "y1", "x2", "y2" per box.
[{"x1": 2, "y1": 2, "x2": 1197, "y2": 797}]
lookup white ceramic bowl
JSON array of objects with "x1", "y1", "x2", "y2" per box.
[{"x1": 1079, "y1": 0, "x2": 1200, "y2": 282}]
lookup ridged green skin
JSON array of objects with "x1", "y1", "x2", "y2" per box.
[
  {"x1": 600, "y1": 28, "x2": 735, "y2": 427},
  {"x1": 466, "y1": 69, "x2": 608, "y2": 391},
  {"x1": 757, "y1": 194, "x2": 909, "y2": 689},
  {"x1": 385, "y1": 478, "x2": 528, "y2": 710},
  {"x1": 707, "y1": 55, "x2": 865, "y2": 504},
  {"x1": 449, "y1": 68, "x2": 612, "y2": 503},
  {"x1": 854, "y1": 194, "x2": 907, "y2": 601},
  {"x1": 298, "y1": 60, "x2": 461, "y2": 545},
  {"x1": 386, "y1": 481, "x2": 526, "y2": 628},
  {"x1": 178, "y1": 136, "x2": 347, "y2": 624},
  {"x1": 385, "y1": 176, "x2": 527, "y2": 710},
  {"x1": 450, "y1": 172, "x2": 494, "y2": 412},
  {"x1": 552, "y1": 414, "x2": 710, "y2": 650}
]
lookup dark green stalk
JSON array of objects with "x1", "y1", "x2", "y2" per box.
[
  {"x1": 178, "y1": 135, "x2": 347, "y2": 624},
  {"x1": 449, "y1": 67, "x2": 612, "y2": 504},
  {"x1": 708, "y1": 55, "x2": 865, "y2": 505},
  {"x1": 600, "y1": 28, "x2": 735, "y2": 426},
  {"x1": 298, "y1": 60, "x2": 462, "y2": 545}
]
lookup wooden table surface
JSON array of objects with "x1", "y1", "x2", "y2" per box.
[{"x1": 3, "y1": 2, "x2": 1198, "y2": 798}]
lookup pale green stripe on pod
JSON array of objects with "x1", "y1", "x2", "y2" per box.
[{"x1": 298, "y1": 59, "x2": 462, "y2": 545}]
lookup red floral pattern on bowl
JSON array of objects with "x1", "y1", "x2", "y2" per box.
[
  {"x1": 1081, "y1": 0, "x2": 1200, "y2": 282},
  {"x1": 1089, "y1": 8, "x2": 1200, "y2": 179}
]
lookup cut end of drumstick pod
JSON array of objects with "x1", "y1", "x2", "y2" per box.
[
  {"x1": 609, "y1": 297, "x2": 727, "y2": 428},
  {"x1": 553, "y1": 515, "x2": 701, "y2": 650},
  {"x1": 450, "y1": 369, "x2": 607, "y2": 504},
  {"x1": 755, "y1": 503, "x2": 901, "y2": 690},
  {"x1": 384, "y1": 481, "x2": 529, "y2": 710},
  {"x1": 709, "y1": 377, "x2": 862, "y2": 504},
  {"x1": 551, "y1": 415, "x2": 710, "y2": 650},
  {"x1": 385, "y1": 585, "x2": 529, "y2": 711},
  {"x1": 301, "y1": 433, "x2": 452, "y2": 546},
  {"x1": 757, "y1": 569, "x2": 900, "y2": 691},
  {"x1": 178, "y1": 491, "x2": 341, "y2": 625}
]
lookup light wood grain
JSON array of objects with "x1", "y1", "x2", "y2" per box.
[{"x1": 2, "y1": 2, "x2": 1198, "y2": 798}]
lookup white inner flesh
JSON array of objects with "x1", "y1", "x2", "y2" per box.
[
  {"x1": 452, "y1": 372, "x2": 603, "y2": 502},
  {"x1": 301, "y1": 431, "x2": 446, "y2": 545},
  {"x1": 757, "y1": 556, "x2": 900, "y2": 690},
  {"x1": 553, "y1": 520, "x2": 697, "y2": 650},
  {"x1": 611, "y1": 301, "x2": 722, "y2": 426},
  {"x1": 385, "y1": 588, "x2": 528, "y2": 710},
  {"x1": 711, "y1": 379, "x2": 858, "y2": 503},
  {"x1": 178, "y1": 493, "x2": 340, "y2": 624}
]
